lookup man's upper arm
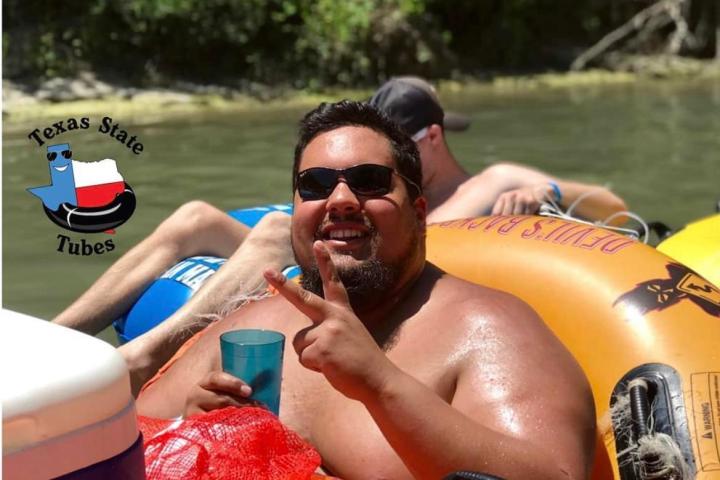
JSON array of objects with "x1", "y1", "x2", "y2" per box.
[{"x1": 450, "y1": 295, "x2": 596, "y2": 479}]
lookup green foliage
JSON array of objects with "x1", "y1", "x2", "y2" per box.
[
  {"x1": 3, "y1": 0, "x2": 448, "y2": 87},
  {"x1": 287, "y1": 0, "x2": 442, "y2": 87},
  {"x1": 424, "y1": 0, "x2": 626, "y2": 72},
  {"x1": 4, "y1": 0, "x2": 697, "y2": 88}
]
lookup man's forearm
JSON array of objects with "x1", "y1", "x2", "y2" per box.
[
  {"x1": 487, "y1": 163, "x2": 628, "y2": 222},
  {"x1": 120, "y1": 315, "x2": 210, "y2": 397},
  {"x1": 363, "y1": 365, "x2": 566, "y2": 480}
]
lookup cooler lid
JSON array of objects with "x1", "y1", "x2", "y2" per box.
[{"x1": 1, "y1": 309, "x2": 132, "y2": 453}]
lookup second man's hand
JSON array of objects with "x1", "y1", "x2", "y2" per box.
[{"x1": 491, "y1": 183, "x2": 554, "y2": 216}]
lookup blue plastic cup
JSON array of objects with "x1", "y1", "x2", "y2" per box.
[{"x1": 220, "y1": 329, "x2": 285, "y2": 415}]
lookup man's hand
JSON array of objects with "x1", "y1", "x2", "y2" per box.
[
  {"x1": 264, "y1": 241, "x2": 395, "y2": 402},
  {"x1": 184, "y1": 370, "x2": 257, "y2": 417},
  {"x1": 491, "y1": 183, "x2": 554, "y2": 215}
]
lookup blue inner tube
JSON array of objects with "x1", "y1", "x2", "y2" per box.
[{"x1": 113, "y1": 204, "x2": 298, "y2": 344}]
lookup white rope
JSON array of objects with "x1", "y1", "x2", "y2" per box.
[{"x1": 538, "y1": 185, "x2": 650, "y2": 243}]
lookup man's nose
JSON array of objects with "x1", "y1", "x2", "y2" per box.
[{"x1": 326, "y1": 180, "x2": 361, "y2": 215}]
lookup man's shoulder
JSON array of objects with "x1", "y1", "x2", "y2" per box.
[
  {"x1": 431, "y1": 268, "x2": 590, "y2": 388},
  {"x1": 427, "y1": 174, "x2": 494, "y2": 221},
  {"x1": 432, "y1": 269, "x2": 587, "y2": 381},
  {"x1": 430, "y1": 268, "x2": 529, "y2": 308},
  {"x1": 424, "y1": 266, "x2": 538, "y2": 328}
]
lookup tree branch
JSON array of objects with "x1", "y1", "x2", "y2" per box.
[
  {"x1": 667, "y1": 0, "x2": 697, "y2": 54},
  {"x1": 571, "y1": 0, "x2": 681, "y2": 71}
]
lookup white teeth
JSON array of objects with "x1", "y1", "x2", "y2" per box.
[
  {"x1": 54, "y1": 165, "x2": 69, "y2": 172},
  {"x1": 328, "y1": 229, "x2": 364, "y2": 240}
]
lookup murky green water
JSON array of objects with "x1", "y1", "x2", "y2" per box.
[{"x1": 3, "y1": 79, "x2": 719, "y2": 344}]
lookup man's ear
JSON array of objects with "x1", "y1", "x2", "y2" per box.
[
  {"x1": 427, "y1": 124, "x2": 444, "y2": 146},
  {"x1": 412, "y1": 195, "x2": 428, "y2": 233}
]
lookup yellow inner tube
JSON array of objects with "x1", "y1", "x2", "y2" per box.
[{"x1": 658, "y1": 213, "x2": 720, "y2": 288}]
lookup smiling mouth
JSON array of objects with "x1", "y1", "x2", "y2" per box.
[
  {"x1": 319, "y1": 227, "x2": 371, "y2": 253},
  {"x1": 54, "y1": 165, "x2": 69, "y2": 172},
  {"x1": 326, "y1": 229, "x2": 366, "y2": 241}
]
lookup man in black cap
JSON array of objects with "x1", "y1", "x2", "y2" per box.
[{"x1": 370, "y1": 76, "x2": 628, "y2": 224}]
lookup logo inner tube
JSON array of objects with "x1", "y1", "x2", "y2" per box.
[{"x1": 43, "y1": 183, "x2": 136, "y2": 233}]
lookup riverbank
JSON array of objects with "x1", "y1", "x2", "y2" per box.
[
  {"x1": 2, "y1": 73, "x2": 365, "y2": 128},
  {"x1": 5, "y1": 58, "x2": 720, "y2": 127}
]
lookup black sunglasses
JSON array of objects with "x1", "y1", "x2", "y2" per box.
[
  {"x1": 295, "y1": 164, "x2": 420, "y2": 201},
  {"x1": 47, "y1": 150, "x2": 72, "y2": 161}
]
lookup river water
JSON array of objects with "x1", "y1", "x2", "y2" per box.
[{"x1": 3, "y1": 79, "x2": 719, "y2": 344}]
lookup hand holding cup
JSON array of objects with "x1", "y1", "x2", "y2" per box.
[{"x1": 184, "y1": 370, "x2": 257, "y2": 417}]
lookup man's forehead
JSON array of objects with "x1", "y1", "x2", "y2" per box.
[
  {"x1": 323, "y1": 127, "x2": 358, "y2": 157},
  {"x1": 300, "y1": 126, "x2": 394, "y2": 169}
]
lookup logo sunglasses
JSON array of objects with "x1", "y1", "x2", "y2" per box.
[
  {"x1": 295, "y1": 164, "x2": 421, "y2": 201},
  {"x1": 47, "y1": 150, "x2": 72, "y2": 161}
]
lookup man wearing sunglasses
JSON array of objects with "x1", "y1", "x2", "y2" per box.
[
  {"x1": 370, "y1": 76, "x2": 628, "y2": 224},
  {"x1": 137, "y1": 100, "x2": 595, "y2": 480}
]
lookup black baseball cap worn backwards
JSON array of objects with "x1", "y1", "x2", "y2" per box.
[{"x1": 369, "y1": 76, "x2": 471, "y2": 137}]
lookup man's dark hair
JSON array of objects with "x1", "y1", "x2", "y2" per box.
[{"x1": 293, "y1": 100, "x2": 422, "y2": 199}]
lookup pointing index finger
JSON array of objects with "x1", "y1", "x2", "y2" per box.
[
  {"x1": 313, "y1": 241, "x2": 351, "y2": 307},
  {"x1": 264, "y1": 268, "x2": 326, "y2": 323}
]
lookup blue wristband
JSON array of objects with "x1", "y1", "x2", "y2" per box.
[{"x1": 549, "y1": 182, "x2": 562, "y2": 202}]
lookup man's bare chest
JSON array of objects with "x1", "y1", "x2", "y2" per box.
[{"x1": 277, "y1": 332, "x2": 460, "y2": 477}]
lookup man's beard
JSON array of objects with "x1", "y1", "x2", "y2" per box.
[
  {"x1": 300, "y1": 258, "x2": 399, "y2": 312},
  {"x1": 295, "y1": 227, "x2": 420, "y2": 313}
]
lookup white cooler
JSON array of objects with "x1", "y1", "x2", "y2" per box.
[{"x1": 2, "y1": 309, "x2": 145, "y2": 479}]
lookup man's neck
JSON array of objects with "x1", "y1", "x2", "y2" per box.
[
  {"x1": 355, "y1": 258, "x2": 428, "y2": 345},
  {"x1": 423, "y1": 151, "x2": 471, "y2": 213}
]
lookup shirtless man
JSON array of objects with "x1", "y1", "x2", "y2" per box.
[
  {"x1": 370, "y1": 76, "x2": 627, "y2": 223},
  {"x1": 55, "y1": 77, "x2": 625, "y2": 396},
  {"x1": 137, "y1": 100, "x2": 596, "y2": 479}
]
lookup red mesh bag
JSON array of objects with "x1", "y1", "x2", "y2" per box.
[{"x1": 138, "y1": 407, "x2": 321, "y2": 480}]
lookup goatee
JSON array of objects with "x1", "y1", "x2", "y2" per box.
[
  {"x1": 300, "y1": 258, "x2": 398, "y2": 312},
  {"x1": 293, "y1": 211, "x2": 422, "y2": 312}
]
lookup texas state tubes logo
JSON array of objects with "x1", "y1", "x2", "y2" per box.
[
  {"x1": 28, "y1": 142, "x2": 136, "y2": 234},
  {"x1": 26, "y1": 116, "x2": 144, "y2": 255}
]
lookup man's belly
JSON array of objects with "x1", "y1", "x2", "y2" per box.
[
  {"x1": 279, "y1": 354, "x2": 456, "y2": 480},
  {"x1": 309, "y1": 390, "x2": 412, "y2": 479}
]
